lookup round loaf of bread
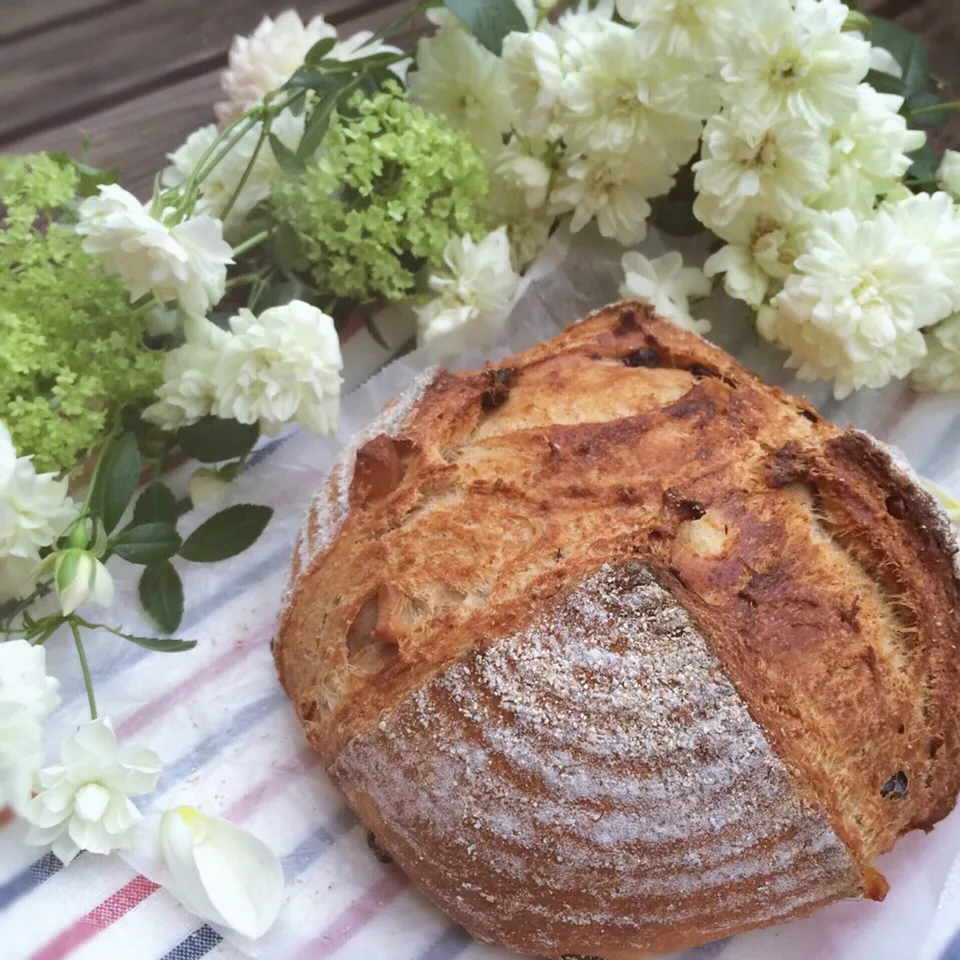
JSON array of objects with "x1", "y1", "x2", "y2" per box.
[{"x1": 274, "y1": 303, "x2": 960, "y2": 958}]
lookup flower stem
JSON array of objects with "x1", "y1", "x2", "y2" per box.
[
  {"x1": 908, "y1": 100, "x2": 960, "y2": 117},
  {"x1": 71, "y1": 620, "x2": 97, "y2": 720},
  {"x1": 231, "y1": 230, "x2": 269, "y2": 259},
  {"x1": 220, "y1": 115, "x2": 273, "y2": 223}
]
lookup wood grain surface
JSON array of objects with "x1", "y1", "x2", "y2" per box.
[{"x1": 1, "y1": 0, "x2": 958, "y2": 202}]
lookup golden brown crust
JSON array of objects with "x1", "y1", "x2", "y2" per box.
[{"x1": 274, "y1": 302, "x2": 960, "y2": 957}]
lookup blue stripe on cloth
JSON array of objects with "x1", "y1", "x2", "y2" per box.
[
  {"x1": 0, "y1": 851, "x2": 68, "y2": 911},
  {"x1": 680, "y1": 937, "x2": 731, "y2": 957},
  {"x1": 159, "y1": 923, "x2": 223, "y2": 960},
  {"x1": 162, "y1": 808, "x2": 360, "y2": 959},
  {"x1": 149, "y1": 689, "x2": 287, "y2": 798},
  {"x1": 417, "y1": 924, "x2": 474, "y2": 960}
]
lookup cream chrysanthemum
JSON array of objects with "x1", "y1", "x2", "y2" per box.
[
  {"x1": 408, "y1": 29, "x2": 515, "y2": 154},
  {"x1": 760, "y1": 208, "x2": 937, "y2": 396},
  {"x1": 216, "y1": 12, "x2": 399, "y2": 123},
  {"x1": 416, "y1": 227, "x2": 520, "y2": 348},
  {"x1": 913, "y1": 313, "x2": 960, "y2": 393},
  {"x1": 559, "y1": 18, "x2": 712, "y2": 163},
  {"x1": 718, "y1": 0, "x2": 870, "y2": 129},
  {"x1": 501, "y1": 29, "x2": 565, "y2": 140},
  {"x1": 616, "y1": 0, "x2": 746, "y2": 63},
  {"x1": 817, "y1": 84, "x2": 926, "y2": 215},
  {"x1": 937, "y1": 150, "x2": 960, "y2": 200},
  {"x1": 694, "y1": 111, "x2": 829, "y2": 230},
  {"x1": 549, "y1": 150, "x2": 673, "y2": 246}
]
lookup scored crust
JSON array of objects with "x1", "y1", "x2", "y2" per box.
[{"x1": 274, "y1": 302, "x2": 960, "y2": 958}]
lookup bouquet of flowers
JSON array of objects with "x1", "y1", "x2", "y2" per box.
[{"x1": 3, "y1": 0, "x2": 960, "y2": 941}]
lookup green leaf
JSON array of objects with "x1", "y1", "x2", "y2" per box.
[
  {"x1": 178, "y1": 417, "x2": 260, "y2": 464},
  {"x1": 111, "y1": 522, "x2": 182, "y2": 564},
  {"x1": 179, "y1": 504, "x2": 273, "y2": 563},
  {"x1": 259, "y1": 278, "x2": 310, "y2": 310},
  {"x1": 908, "y1": 142, "x2": 939, "y2": 182},
  {"x1": 867, "y1": 15, "x2": 931, "y2": 103},
  {"x1": 297, "y1": 92, "x2": 341, "y2": 161},
  {"x1": 304, "y1": 37, "x2": 337, "y2": 65},
  {"x1": 120, "y1": 634, "x2": 197, "y2": 653},
  {"x1": 273, "y1": 222, "x2": 302, "y2": 276},
  {"x1": 270, "y1": 133, "x2": 305, "y2": 177},
  {"x1": 133, "y1": 482, "x2": 179, "y2": 526},
  {"x1": 443, "y1": 0, "x2": 528, "y2": 55},
  {"x1": 286, "y1": 68, "x2": 348, "y2": 95},
  {"x1": 139, "y1": 561, "x2": 184, "y2": 633},
  {"x1": 75, "y1": 163, "x2": 120, "y2": 198},
  {"x1": 907, "y1": 90, "x2": 953, "y2": 128},
  {"x1": 864, "y1": 68, "x2": 904, "y2": 97},
  {"x1": 89, "y1": 433, "x2": 142, "y2": 534}
]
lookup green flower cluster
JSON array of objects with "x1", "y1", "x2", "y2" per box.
[
  {"x1": 273, "y1": 83, "x2": 489, "y2": 303},
  {"x1": 0, "y1": 155, "x2": 163, "y2": 474}
]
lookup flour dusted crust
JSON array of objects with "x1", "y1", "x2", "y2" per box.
[{"x1": 275, "y1": 302, "x2": 960, "y2": 958}]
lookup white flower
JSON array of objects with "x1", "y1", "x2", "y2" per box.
[
  {"x1": 938, "y1": 151, "x2": 960, "y2": 200},
  {"x1": 890, "y1": 191, "x2": 960, "y2": 314},
  {"x1": 869, "y1": 44, "x2": 903, "y2": 80},
  {"x1": 760, "y1": 208, "x2": 937, "y2": 397},
  {"x1": 0, "y1": 641, "x2": 60, "y2": 816},
  {"x1": 162, "y1": 111, "x2": 304, "y2": 234},
  {"x1": 408, "y1": 29, "x2": 515, "y2": 154},
  {"x1": 559, "y1": 19, "x2": 713, "y2": 163},
  {"x1": 620, "y1": 251, "x2": 711, "y2": 333},
  {"x1": 160, "y1": 806, "x2": 284, "y2": 940},
  {"x1": 704, "y1": 244, "x2": 770, "y2": 306},
  {"x1": 913, "y1": 313, "x2": 960, "y2": 393},
  {"x1": 694, "y1": 111, "x2": 829, "y2": 229},
  {"x1": 144, "y1": 316, "x2": 228, "y2": 431},
  {"x1": 493, "y1": 137, "x2": 552, "y2": 210},
  {"x1": 817, "y1": 85, "x2": 926, "y2": 214},
  {"x1": 616, "y1": 0, "x2": 746, "y2": 63},
  {"x1": 210, "y1": 301, "x2": 343, "y2": 436},
  {"x1": 485, "y1": 170, "x2": 555, "y2": 269},
  {"x1": 26, "y1": 718, "x2": 161, "y2": 865},
  {"x1": 501, "y1": 29, "x2": 565, "y2": 139},
  {"x1": 53, "y1": 549, "x2": 115, "y2": 617},
  {"x1": 549, "y1": 151, "x2": 671, "y2": 246},
  {"x1": 216, "y1": 12, "x2": 399, "y2": 123},
  {"x1": 718, "y1": 0, "x2": 871, "y2": 129},
  {"x1": 0, "y1": 423, "x2": 79, "y2": 603},
  {"x1": 77, "y1": 185, "x2": 233, "y2": 316},
  {"x1": 416, "y1": 227, "x2": 519, "y2": 347}
]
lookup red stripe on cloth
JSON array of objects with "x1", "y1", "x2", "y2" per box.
[
  {"x1": 115, "y1": 636, "x2": 263, "y2": 741},
  {"x1": 297, "y1": 869, "x2": 409, "y2": 959},
  {"x1": 30, "y1": 874, "x2": 160, "y2": 960},
  {"x1": 0, "y1": 806, "x2": 13, "y2": 828}
]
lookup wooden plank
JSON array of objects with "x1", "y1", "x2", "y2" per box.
[
  {"x1": 0, "y1": 0, "x2": 126, "y2": 43},
  {"x1": 11, "y1": 2, "x2": 419, "y2": 200},
  {"x1": 0, "y1": 0, "x2": 388, "y2": 145}
]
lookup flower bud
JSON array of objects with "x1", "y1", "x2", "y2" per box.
[
  {"x1": 188, "y1": 468, "x2": 231, "y2": 507},
  {"x1": 54, "y1": 550, "x2": 115, "y2": 616}
]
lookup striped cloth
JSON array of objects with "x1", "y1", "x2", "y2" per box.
[{"x1": 5, "y1": 226, "x2": 960, "y2": 960}]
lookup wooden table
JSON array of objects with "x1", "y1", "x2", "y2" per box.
[{"x1": 2, "y1": 0, "x2": 957, "y2": 196}]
